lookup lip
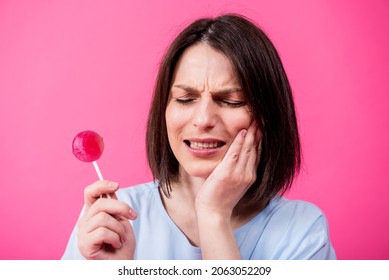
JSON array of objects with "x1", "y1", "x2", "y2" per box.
[{"x1": 183, "y1": 138, "x2": 226, "y2": 157}]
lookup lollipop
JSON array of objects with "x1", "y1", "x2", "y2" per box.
[{"x1": 72, "y1": 130, "x2": 111, "y2": 198}]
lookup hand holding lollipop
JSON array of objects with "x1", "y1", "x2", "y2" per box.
[
  {"x1": 72, "y1": 130, "x2": 136, "y2": 259},
  {"x1": 72, "y1": 130, "x2": 111, "y2": 198}
]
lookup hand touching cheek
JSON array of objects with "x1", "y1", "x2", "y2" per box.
[{"x1": 195, "y1": 121, "x2": 262, "y2": 218}]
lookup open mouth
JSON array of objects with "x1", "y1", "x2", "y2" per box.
[{"x1": 184, "y1": 140, "x2": 226, "y2": 149}]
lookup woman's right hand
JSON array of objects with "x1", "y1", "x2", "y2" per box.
[{"x1": 77, "y1": 180, "x2": 137, "y2": 259}]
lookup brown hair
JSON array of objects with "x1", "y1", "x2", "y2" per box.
[{"x1": 146, "y1": 14, "x2": 301, "y2": 206}]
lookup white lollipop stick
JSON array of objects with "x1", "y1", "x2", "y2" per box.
[{"x1": 93, "y1": 161, "x2": 111, "y2": 199}]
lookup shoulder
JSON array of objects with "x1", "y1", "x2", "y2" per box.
[
  {"x1": 252, "y1": 196, "x2": 336, "y2": 259},
  {"x1": 115, "y1": 181, "x2": 159, "y2": 207},
  {"x1": 268, "y1": 196, "x2": 326, "y2": 222},
  {"x1": 265, "y1": 196, "x2": 331, "y2": 240}
]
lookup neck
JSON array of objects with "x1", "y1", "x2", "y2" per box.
[{"x1": 169, "y1": 167, "x2": 207, "y2": 200}]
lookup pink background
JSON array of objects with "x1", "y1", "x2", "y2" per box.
[{"x1": 0, "y1": 0, "x2": 388, "y2": 260}]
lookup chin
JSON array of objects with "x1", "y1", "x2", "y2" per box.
[{"x1": 181, "y1": 162, "x2": 218, "y2": 179}]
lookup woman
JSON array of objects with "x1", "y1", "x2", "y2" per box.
[{"x1": 62, "y1": 14, "x2": 336, "y2": 260}]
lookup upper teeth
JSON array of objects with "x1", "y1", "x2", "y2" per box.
[{"x1": 190, "y1": 142, "x2": 222, "y2": 149}]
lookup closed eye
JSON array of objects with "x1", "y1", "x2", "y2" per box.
[
  {"x1": 175, "y1": 98, "x2": 195, "y2": 104},
  {"x1": 218, "y1": 99, "x2": 247, "y2": 108}
]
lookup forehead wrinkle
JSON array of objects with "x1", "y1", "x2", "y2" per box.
[
  {"x1": 172, "y1": 84, "x2": 202, "y2": 93},
  {"x1": 172, "y1": 84, "x2": 243, "y2": 98},
  {"x1": 171, "y1": 43, "x2": 240, "y2": 94}
]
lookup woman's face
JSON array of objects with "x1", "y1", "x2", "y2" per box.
[{"x1": 166, "y1": 43, "x2": 253, "y2": 179}]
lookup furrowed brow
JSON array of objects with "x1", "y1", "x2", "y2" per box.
[
  {"x1": 211, "y1": 87, "x2": 243, "y2": 95},
  {"x1": 172, "y1": 84, "x2": 243, "y2": 95},
  {"x1": 172, "y1": 84, "x2": 200, "y2": 93}
]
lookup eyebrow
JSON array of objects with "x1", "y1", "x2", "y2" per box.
[{"x1": 172, "y1": 84, "x2": 243, "y2": 95}]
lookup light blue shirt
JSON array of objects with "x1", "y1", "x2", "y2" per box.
[{"x1": 62, "y1": 181, "x2": 336, "y2": 260}]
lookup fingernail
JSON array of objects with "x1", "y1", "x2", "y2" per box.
[
  {"x1": 108, "y1": 181, "x2": 119, "y2": 188},
  {"x1": 129, "y1": 209, "x2": 138, "y2": 219},
  {"x1": 241, "y1": 129, "x2": 247, "y2": 138}
]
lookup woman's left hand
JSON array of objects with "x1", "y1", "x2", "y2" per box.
[{"x1": 195, "y1": 120, "x2": 262, "y2": 219}]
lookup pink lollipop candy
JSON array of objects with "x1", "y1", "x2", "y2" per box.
[
  {"x1": 72, "y1": 130, "x2": 104, "y2": 163},
  {"x1": 72, "y1": 130, "x2": 110, "y2": 198}
]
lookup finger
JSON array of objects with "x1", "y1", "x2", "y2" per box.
[
  {"x1": 84, "y1": 180, "x2": 120, "y2": 207},
  {"x1": 236, "y1": 121, "x2": 257, "y2": 167},
  {"x1": 88, "y1": 226, "x2": 123, "y2": 250},
  {"x1": 243, "y1": 139, "x2": 259, "y2": 185},
  {"x1": 122, "y1": 217, "x2": 133, "y2": 233},
  {"x1": 78, "y1": 226, "x2": 123, "y2": 259},
  {"x1": 250, "y1": 123, "x2": 262, "y2": 168},
  {"x1": 119, "y1": 218, "x2": 135, "y2": 244},
  {"x1": 80, "y1": 211, "x2": 128, "y2": 239},
  {"x1": 233, "y1": 122, "x2": 258, "y2": 188},
  {"x1": 83, "y1": 198, "x2": 136, "y2": 221},
  {"x1": 221, "y1": 129, "x2": 247, "y2": 168}
]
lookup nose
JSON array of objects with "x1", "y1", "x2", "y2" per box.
[{"x1": 192, "y1": 96, "x2": 217, "y2": 130}]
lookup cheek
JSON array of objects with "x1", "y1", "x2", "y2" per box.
[
  {"x1": 165, "y1": 104, "x2": 186, "y2": 139},
  {"x1": 223, "y1": 110, "x2": 253, "y2": 134}
]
